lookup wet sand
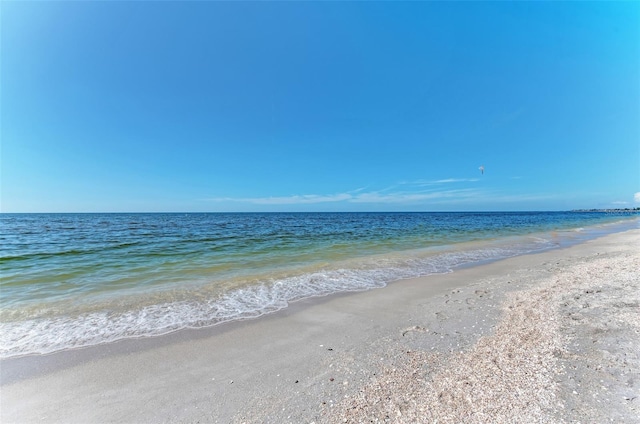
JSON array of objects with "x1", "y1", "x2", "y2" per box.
[{"x1": 1, "y1": 229, "x2": 638, "y2": 423}]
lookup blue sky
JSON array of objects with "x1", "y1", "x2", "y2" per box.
[{"x1": 2, "y1": 2, "x2": 639, "y2": 212}]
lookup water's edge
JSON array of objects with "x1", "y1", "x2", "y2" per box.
[
  {"x1": 1, "y1": 217, "x2": 637, "y2": 360},
  {"x1": 1, "y1": 223, "x2": 637, "y2": 387}
]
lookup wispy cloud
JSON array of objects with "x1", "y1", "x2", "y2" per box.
[
  {"x1": 635, "y1": 192, "x2": 640, "y2": 203},
  {"x1": 204, "y1": 187, "x2": 484, "y2": 206},
  {"x1": 436, "y1": 178, "x2": 480, "y2": 184},
  {"x1": 398, "y1": 178, "x2": 480, "y2": 187},
  {"x1": 205, "y1": 193, "x2": 352, "y2": 205},
  {"x1": 202, "y1": 179, "x2": 556, "y2": 208},
  {"x1": 248, "y1": 193, "x2": 353, "y2": 205},
  {"x1": 350, "y1": 188, "x2": 480, "y2": 204},
  {"x1": 475, "y1": 193, "x2": 560, "y2": 203}
]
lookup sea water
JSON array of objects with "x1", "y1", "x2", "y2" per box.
[{"x1": 1, "y1": 212, "x2": 637, "y2": 358}]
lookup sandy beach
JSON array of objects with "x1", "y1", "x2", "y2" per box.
[{"x1": 1, "y1": 229, "x2": 638, "y2": 423}]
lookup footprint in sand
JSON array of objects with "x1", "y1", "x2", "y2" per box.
[
  {"x1": 402, "y1": 325, "x2": 428, "y2": 337},
  {"x1": 435, "y1": 311, "x2": 448, "y2": 321}
]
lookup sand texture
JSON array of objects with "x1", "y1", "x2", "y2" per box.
[
  {"x1": 1, "y1": 230, "x2": 638, "y2": 423},
  {"x1": 329, "y1": 242, "x2": 639, "y2": 423}
]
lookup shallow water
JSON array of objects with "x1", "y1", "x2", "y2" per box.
[{"x1": 1, "y1": 212, "x2": 637, "y2": 358}]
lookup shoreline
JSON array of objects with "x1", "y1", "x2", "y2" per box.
[
  {"x1": 2, "y1": 229, "x2": 639, "y2": 423},
  {"x1": 2, "y1": 217, "x2": 636, "y2": 362},
  {"x1": 0, "y1": 219, "x2": 633, "y2": 375}
]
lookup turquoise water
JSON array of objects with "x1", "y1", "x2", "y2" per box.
[{"x1": 1, "y1": 212, "x2": 637, "y2": 358}]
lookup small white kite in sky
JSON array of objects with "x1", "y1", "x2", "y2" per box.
[{"x1": 479, "y1": 165, "x2": 485, "y2": 175}]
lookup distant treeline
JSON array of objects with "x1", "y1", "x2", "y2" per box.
[{"x1": 572, "y1": 208, "x2": 640, "y2": 214}]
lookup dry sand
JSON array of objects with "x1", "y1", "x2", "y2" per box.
[{"x1": 1, "y1": 229, "x2": 638, "y2": 423}]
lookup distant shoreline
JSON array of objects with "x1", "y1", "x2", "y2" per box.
[
  {"x1": 572, "y1": 208, "x2": 639, "y2": 215},
  {"x1": 3, "y1": 209, "x2": 640, "y2": 215}
]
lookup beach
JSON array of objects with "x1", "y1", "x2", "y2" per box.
[{"x1": 1, "y1": 228, "x2": 638, "y2": 423}]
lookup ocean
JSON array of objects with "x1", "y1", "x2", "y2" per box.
[{"x1": 1, "y1": 212, "x2": 637, "y2": 359}]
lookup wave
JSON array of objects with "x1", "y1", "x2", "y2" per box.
[
  {"x1": 0, "y1": 235, "x2": 556, "y2": 359},
  {"x1": 1, "y1": 216, "x2": 637, "y2": 359},
  {"x1": 0, "y1": 242, "x2": 143, "y2": 263}
]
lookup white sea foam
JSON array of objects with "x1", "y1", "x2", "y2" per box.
[
  {"x1": 5, "y1": 216, "x2": 640, "y2": 359},
  {"x1": 0, "y1": 237, "x2": 560, "y2": 359}
]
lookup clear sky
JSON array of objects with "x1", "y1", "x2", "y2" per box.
[{"x1": 2, "y1": 1, "x2": 639, "y2": 213}]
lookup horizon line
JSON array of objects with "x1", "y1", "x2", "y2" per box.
[{"x1": 4, "y1": 209, "x2": 635, "y2": 215}]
